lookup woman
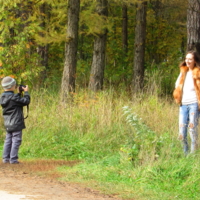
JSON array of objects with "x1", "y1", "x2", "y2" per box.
[{"x1": 173, "y1": 51, "x2": 200, "y2": 154}]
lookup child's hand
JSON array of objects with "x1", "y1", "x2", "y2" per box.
[{"x1": 23, "y1": 85, "x2": 28, "y2": 92}]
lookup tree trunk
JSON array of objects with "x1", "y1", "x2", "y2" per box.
[
  {"x1": 61, "y1": 0, "x2": 80, "y2": 101},
  {"x1": 122, "y1": 4, "x2": 128, "y2": 55},
  {"x1": 37, "y1": 3, "x2": 49, "y2": 85},
  {"x1": 187, "y1": 0, "x2": 200, "y2": 53},
  {"x1": 148, "y1": 0, "x2": 161, "y2": 64},
  {"x1": 122, "y1": 3, "x2": 128, "y2": 85},
  {"x1": 37, "y1": 44, "x2": 49, "y2": 83},
  {"x1": 88, "y1": 0, "x2": 108, "y2": 92},
  {"x1": 132, "y1": 1, "x2": 147, "y2": 93}
]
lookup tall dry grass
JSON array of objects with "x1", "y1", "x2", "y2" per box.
[{"x1": 1, "y1": 72, "x2": 200, "y2": 199}]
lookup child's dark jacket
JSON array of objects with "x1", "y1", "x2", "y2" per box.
[{"x1": 0, "y1": 91, "x2": 30, "y2": 132}]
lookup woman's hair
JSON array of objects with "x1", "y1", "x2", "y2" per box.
[{"x1": 180, "y1": 50, "x2": 200, "y2": 67}]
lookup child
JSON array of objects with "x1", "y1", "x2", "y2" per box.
[{"x1": 0, "y1": 76, "x2": 30, "y2": 164}]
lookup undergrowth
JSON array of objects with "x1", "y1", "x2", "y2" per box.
[{"x1": 0, "y1": 87, "x2": 200, "y2": 200}]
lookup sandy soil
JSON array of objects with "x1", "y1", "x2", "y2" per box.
[{"x1": 0, "y1": 160, "x2": 122, "y2": 200}]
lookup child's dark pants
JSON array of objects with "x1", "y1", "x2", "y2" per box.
[{"x1": 3, "y1": 131, "x2": 22, "y2": 164}]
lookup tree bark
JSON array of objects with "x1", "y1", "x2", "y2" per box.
[
  {"x1": 132, "y1": 1, "x2": 147, "y2": 93},
  {"x1": 37, "y1": 3, "x2": 49, "y2": 85},
  {"x1": 122, "y1": 4, "x2": 128, "y2": 55},
  {"x1": 148, "y1": 0, "x2": 161, "y2": 64},
  {"x1": 122, "y1": 3, "x2": 128, "y2": 84},
  {"x1": 187, "y1": 0, "x2": 200, "y2": 53},
  {"x1": 61, "y1": 0, "x2": 80, "y2": 101},
  {"x1": 88, "y1": 0, "x2": 108, "y2": 92}
]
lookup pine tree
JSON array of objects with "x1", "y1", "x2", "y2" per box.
[
  {"x1": 89, "y1": 0, "x2": 108, "y2": 91},
  {"x1": 61, "y1": 0, "x2": 80, "y2": 101},
  {"x1": 187, "y1": 0, "x2": 200, "y2": 53},
  {"x1": 132, "y1": 0, "x2": 147, "y2": 93}
]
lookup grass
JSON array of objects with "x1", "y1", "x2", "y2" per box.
[{"x1": 0, "y1": 85, "x2": 200, "y2": 199}]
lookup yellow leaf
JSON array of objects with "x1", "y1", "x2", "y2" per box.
[{"x1": 26, "y1": 44, "x2": 30, "y2": 49}]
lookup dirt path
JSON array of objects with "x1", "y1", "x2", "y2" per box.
[{"x1": 0, "y1": 161, "x2": 121, "y2": 200}]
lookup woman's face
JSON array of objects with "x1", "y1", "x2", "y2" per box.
[{"x1": 185, "y1": 53, "x2": 195, "y2": 69}]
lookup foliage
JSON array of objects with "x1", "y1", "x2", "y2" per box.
[
  {"x1": 0, "y1": 0, "x2": 187, "y2": 93},
  {"x1": 146, "y1": 0, "x2": 186, "y2": 65},
  {"x1": 0, "y1": 2, "x2": 44, "y2": 84}
]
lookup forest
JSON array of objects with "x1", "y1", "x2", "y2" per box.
[
  {"x1": 0, "y1": 0, "x2": 191, "y2": 96},
  {"x1": 1, "y1": 1, "x2": 200, "y2": 199}
]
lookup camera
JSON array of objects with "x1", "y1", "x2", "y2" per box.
[{"x1": 19, "y1": 85, "x2": 26, "y2": 93}]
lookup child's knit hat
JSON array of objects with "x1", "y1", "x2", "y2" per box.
[{"x1": 1, "y1": 76, "x2": 16, "y2": 89}]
